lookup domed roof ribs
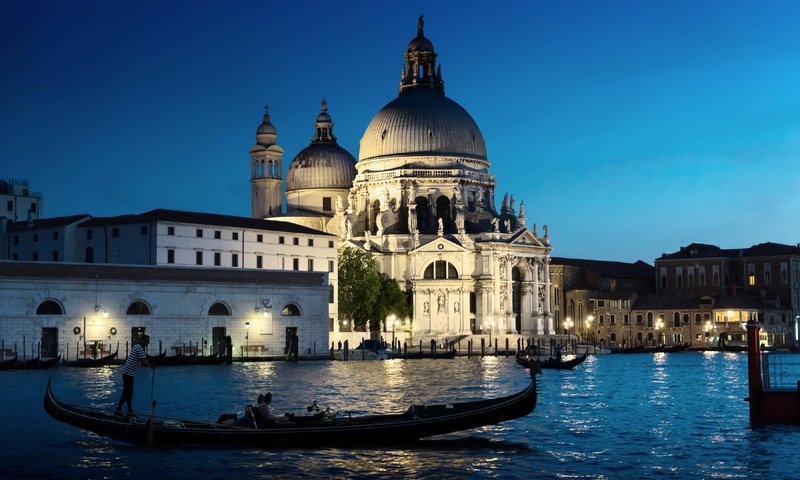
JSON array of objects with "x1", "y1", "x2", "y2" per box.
[
  {"x1": 312, "y1": 98, "x2": 337, "y2": 144},
  {"x1": 400, "y1": 16, "x2": 444, "y2": 95}
]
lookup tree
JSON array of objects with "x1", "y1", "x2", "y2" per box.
[
  {"x1": 337, "y1": 245, "x2": 412, "y2": 334},
  {"x1": 337, "y1": 245, "x2": 380, "y2": 331}
]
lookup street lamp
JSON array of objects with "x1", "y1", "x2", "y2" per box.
[
  {"x1": 586, "y1": 315, "x2": 595, "y2": 343},
  {"x1": 482, "y1": 318, "x2": 495, "y2": 345},
  {"x1": 655, "y1": 317, "x2": 664, "y2": 345},
  {"x1": 245, "y1": 320, "x2": 250, "y2": 354},
  {"x1": 388, "y1": 314, "x2": 397, "y2": 349},
  {"x1": 564, "y1": 316, "x2": 573, "y2": 336}
]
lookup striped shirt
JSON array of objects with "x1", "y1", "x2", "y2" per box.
[{"x1": 121, "y1": 343, "x2": 146, "y2": 376}]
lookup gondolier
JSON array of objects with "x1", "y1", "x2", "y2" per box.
[{"x1": 114, "y1": 335, "x2": 152, "y2": 417}]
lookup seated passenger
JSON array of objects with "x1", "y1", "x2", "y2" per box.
[{"x1": 255, "y1": 392, "x2": 277, "y2": 427}]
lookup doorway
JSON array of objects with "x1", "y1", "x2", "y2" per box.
[
  {"x1": 41, "y1": 327, "x2": 58, "y2": 358},
  {"x1": 212, "y1": 327, "x2": 227, "y2": 355}
]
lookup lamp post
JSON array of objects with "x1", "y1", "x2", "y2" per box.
[
  {"x1": 655, "y1": 317, "x2": 664, "y2": 346},
  {"x1": 586, "y1": 315, "x2": 594, "y2": 343},
  {"x1": 564, "y1": 317, "x2": 574, "y2": 336},
  {"x1": 482, "y1": 318, "x2": 495, "y2": 345},
  {"x1": 388, "y1": 314, "x2": 397, "y2": 349},
  {"x1": 245, "y1": 320, "x2": 250, "y2": 354}
]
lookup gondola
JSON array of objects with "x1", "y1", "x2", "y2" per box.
[
  {"x1": 43, "y1": 366, "x2": 540, "y2": 447},
  {"x1": 388, "y1": 349, "x2": 457, "y2": 360},
  {"x1": 610, "y1": 345, "x2": 646, "y2": 354},
  {"x1": 515, "y1": 352, "x2": 586, "y2": 370},
  {"x1": 0, "y1": 355, "x2": 17, "y2": 371},
  {"x1": 14, "y1": 355, "x2": 61, "y2": 370},
  {"x1": 62, "y1": 348, "x2": 118, "y2": 368}
]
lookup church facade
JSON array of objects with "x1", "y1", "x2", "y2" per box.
[{"x1": 250, "y1": 18, "x2": 554, "y2": 342}]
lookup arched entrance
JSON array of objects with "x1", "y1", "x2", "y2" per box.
[
  {"x1": 512, "y1": 267, "x2": 522, "y2": 333},
  {"x1": 415, "y1": 196, "x2": 429, "y2": 233},
  {"x1": 435, "y1": 196, "x2": 451, "y2": 232}
]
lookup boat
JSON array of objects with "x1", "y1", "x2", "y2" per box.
[
  {"x1": 575, "y1": 343, "x2": 611, "y2": 355},
  {"x1": 516, "y1": 352, "x2": 586, "y2": 370},
  {"x1": 333, "y1": 339, "x2": 391, "y2": 361},
  {"x1": 388, "y1": 349, "x2": 457, "y2": 360},
  {"x1": 43, "y1": 366, "x2": 540, "y2": 447},
  {"x1": 62, "y1": 348, "x2": 118, "y2": 367},
  {"x1": 745, "y1": 321, "x2": 800, "y2": 424},
  {"x1": 610, "y1": 345, "x2": 646, "y2": 354},
  {"x1": 0, "y1": 355, "x2": 18, "y2": 371},
  {"x1": 646, "y1": 343, "x2": 691, "y2": 353},
  {"x1": 29, "y1": 356, "x2": 62, "y2": 369}
]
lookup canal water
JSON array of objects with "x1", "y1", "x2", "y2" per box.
[{"x1": 2, "y1": 352, "x2": 799, "y2": 479}]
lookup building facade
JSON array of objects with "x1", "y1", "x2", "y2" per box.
[
  {"x1": 251, "y1": 18, "x2": 554, "y2": 342},
  {"x1": 0, "y1": 262, "x2": 330, "y2": 361}
]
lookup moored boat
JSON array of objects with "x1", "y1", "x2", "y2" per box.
[
  {"x1": 516, "y1": 352, "x2": 586, "y2": 370},
  {"x1": 62, "y1": 348, "x2": 118, "y2": 367},
  {"x1": 43, "y1": 366, "x2": 540, "y2": 446}
]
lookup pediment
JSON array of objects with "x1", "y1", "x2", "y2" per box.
[
  {"x1": 412, "y1": 236, "x2": 468, "y2": 254},
  {"x1": 509, "y1": 229, "x2": 546, "y2": 248}
]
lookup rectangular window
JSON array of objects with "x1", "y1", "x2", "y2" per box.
[
  {"x1": 30, "y1": 203, "x2": 37, "y2": 213},
  {"x1": 623, "y1": 314, "x2": 629, "y2": 325},
  {"x1": 196, "y1": 229, "x2": 203, "y2": 238},
  {"x1": 140, "y1": 226, "x2": 148, "y2": 235},
  {"x1": 695, "y1": 313, "x2": 701, "y2": 324},
  {"x1": 293, "y1": 258, "x2": 299, "y2": 271},
  {"x1": 322, "y1": 197, "x2": 332, "y2": 212},
  {"x1": 196, "y1": 251, "x2": 203, "y2": 265},
  {"x1": 308, "y1": 259, "x2": 314, "y2": 271},
  {"x1": 167, "y1": 226, "x2": 175, "y2": 235},
  {"x1": 232, "y1": 232, "x2": 239, "y2": 240},
  {"x1": 328, "y1": 260, "x2": 334, "y2": 273},
  {"x1": 257, "y1": 234, "x2": 263, "y2": 243},
  {"x1": 214, "y1": 252, "x2": 221, "y2": 266},
  {"x1": 112, "y1": 228, "x2": 119, "y2": 238},
  {"x1": 279, "y1": 236, "x2": 285, "y2": 244},
  {"x1": 597, "y1": 300, "x2": 605, "y2": 308},
  {"x1": 52, "y1": 251, "x2": 59, "y2": 261},
  {"x1": 33, "y1": 233, "x2": 38, "y2": 242},
  {"x1": 232, "y1": 253, "x2": 238, "y2": 267},
  {"x1": 636, "y1": 315, "x2": 643, "y2": 325},
  {"x1": 87, "y1": 229, "x2": 93, "y2": 240},
  {"x1": 52, "y1": 231, "x2": 59, "y2": 240},
  {"x1": 167, "y1": 249, "x2": 175, "y2": 264},
  {"x1": 308, "y1": 239, "x2": 314, "y2": 247},
  {"x1": 328, "y1": 240, "x2": 334, "y2": 248},
  {"x1": 13, "y1": 235, "x2": 18, "y2": 245},
  {"x1": 256, "y1": 255, "x2": 263, "y2": 268},
  {"x1": 329, "y1": 285, "x2": 335, "y2": 304},
  {"x1": 293, "y1": 238, "x2": 299, "y2": 245},
  {"x1": 609, "y1": 315, "x2": 615, "y2": 325},
  {"x1": 214, "y1": 230, "x2": 221, "y2": 239},
  {"x1": 599, "y1": 315, "x2": 605, "y2": 325}
]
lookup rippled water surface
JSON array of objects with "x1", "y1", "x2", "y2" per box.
[{"x1": 2, "y1": 352, "x2": 800, "y2": 479}]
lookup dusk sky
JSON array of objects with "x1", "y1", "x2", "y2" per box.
[{"x1": 2, "y1": 1, "x2": 799, "y2": 263}]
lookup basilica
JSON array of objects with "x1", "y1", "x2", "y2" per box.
[{"x1": 249, "y1": 18, "x2": 554, "y2": 342}]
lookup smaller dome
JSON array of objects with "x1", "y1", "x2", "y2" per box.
[
  {"x1": 408, "y1": 35, "x2": 434, "y2": 53},
  {"x1": 256, "y1": 105, "x2": 277, "y2": 146},
  {"x1": 286, "y1": 99, "x2": 356, "y2": 192},
  {"x1": 286, "y1": 144, "x2": 356, "y2": 191}
]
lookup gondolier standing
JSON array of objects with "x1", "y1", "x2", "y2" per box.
[{"x1": 114, "y1": 335, "x2": 152, "y2": 417}]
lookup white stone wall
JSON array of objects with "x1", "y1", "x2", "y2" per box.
[{"x1": 0, "y1": 271, "x2": 329, "y2": 360}]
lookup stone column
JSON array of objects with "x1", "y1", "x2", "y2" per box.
[{"x1": 544, "y1": 257, "x2": 553, "y2": 334}]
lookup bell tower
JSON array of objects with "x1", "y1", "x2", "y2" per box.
[
  {"x1": 250, "y1": 105, "x2": 284, "y2": 218},
  {"x1": 400, "y1": 16, "x2": 443, "y2": 94}
]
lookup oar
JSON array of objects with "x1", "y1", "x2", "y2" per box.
[{"x1": 147, "y1": 365, "x2": 156, "y2": 446}]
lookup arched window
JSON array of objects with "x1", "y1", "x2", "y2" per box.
[
  {"x1": 435, "y1": 196, "x2": 451, "y2": 231},
  {"x1": 688, "y1": 273, "x2": 694, "y2": 288},
  {"x1": 610, "y1": 332, "x2": 617, "y2": 343},
  {"x1": 415, "y1": 196, "x2": 429, "y2": 233},
  {"x1": 423, "y1": 261, "x2": 458, "y2": 279},
  {"x1": 127, "y1": 301, "x2": 151, "y2": 315},
  {"x1": 85, "y1": 247, "x2": 94, "y2": 263},
  {"x1": 699, "y1": 271, "x2": 706, "y2": 287},
  {"x1": 660, "y1": 274, "x2": 667, "y2": 289},
  {"x1": 208, "y1": 302, "x2": 230, "y2": 316},
  {"x1": 673, "y1": 312, "x2": 681, "y2": 328},
  {"x1": 281, "y1": 304, "x2": 301, "y2": 316},
  {"x1": 36, "y1": 300, "x2": 63, "y2": 315}
]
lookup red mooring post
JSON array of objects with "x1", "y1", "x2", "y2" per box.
[{"x1": 746, "y1": 320, "x2": 763, "y2": 423}]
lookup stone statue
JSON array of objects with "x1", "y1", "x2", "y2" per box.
[
  {"x1": 491, "y1": 217, "x2": 500, "y2": 233},
  {"x1": 437, "y1": 294, "x2": 445, "y2": 313},
  {"x1": 544, "y1": 224, "x2": 549, "y2": 238},
  {"x1": 408, "y1": 205, "x2": 416, "y2": 232},
  {"x1": 519, "y1": 201, "x2": 525, "y2": 218},
  {"x1": 437, "y1": 217, "x2": 444, "y2": 235},
  {"x1": 344, "y1": 217, "x2": 352, "y2": 240},
  {"x1": 335, "y1": 195, "x2": 343, "y2": 212},
  {"x1": 455, "y1": 207, "x2": 464, "y2": 232},
  {"x1": 454, "y1": 301, "x2": 460, "y2": 313},
  {"x1": 423, "y1": 301, "x2": 430, "y2": 314},
  {"x1": 477, "y1": 189, "x2": 485, "y2": 207},
  {"x1": 532, "y1": 223, "x2": 538, "y2": 236},
  {"x1": 381, "y1": 188, "x2": 390, "y2": 211},
  {"x1": 503, "y1": 219, "x2": 511, "y2": 232}
]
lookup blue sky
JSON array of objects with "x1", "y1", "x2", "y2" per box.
[{"x1": 2, "y1": 0, "x2": 799, "y2": 263}]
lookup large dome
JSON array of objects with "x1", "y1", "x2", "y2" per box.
[
  {"x1": 358, "y1": 89, "x2": 487, "y2": 162},
  {"x1": 286, "y1": 143, "x2": 356, "y2": 191}
]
